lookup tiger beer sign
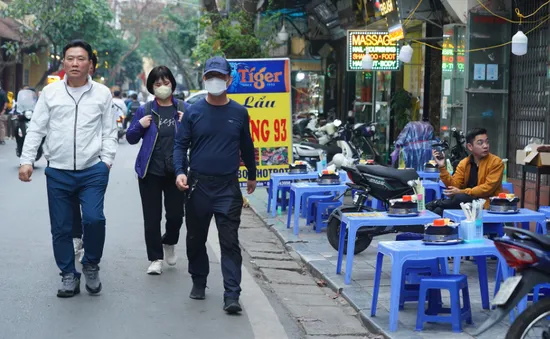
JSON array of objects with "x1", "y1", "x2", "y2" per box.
[{"x1": 227, "y1": 58, "x2": 292, "y2": 188}]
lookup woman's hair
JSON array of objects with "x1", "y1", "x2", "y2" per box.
[{"x1": 146, "y1": 66, "x2": 177, "y2": 95}]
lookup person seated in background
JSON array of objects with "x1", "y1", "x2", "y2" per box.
[
  {"x1": 391, "y1": 117, "x2": 435, "y2": 171},
  {"x1": 427, "y1": 128, "x2": 504, "y2": 216}
]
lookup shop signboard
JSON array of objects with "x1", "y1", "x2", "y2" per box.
[
  {"x1": 441, "y1": 32, "x2": 465, "y2": 73},
  {"x1": 347, "y1": 30, "x2": 401, "y2": 71},
  {"x1": 227, "y1": 58, "x2": 293, "y2": 187},
  {"x1": 364, "y1": 0, "x2": 404, "y2": 42},
  {"x1": 47, "y1": 75, "x2": 61, "y2": 84}
]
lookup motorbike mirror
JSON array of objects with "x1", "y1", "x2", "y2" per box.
[{"x1": 333, "y1": 119, "x2": 342, "y2": 127}]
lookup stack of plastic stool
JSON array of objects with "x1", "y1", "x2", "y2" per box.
[
  {"x1": 312, "y1": 200, "x2": 342, "y2": 232},
  {"x1": 416, "y1": 274, "x2": 473, "y2": 333},
  {"x1": 396, "y1": 233, "x2": 441, "y2": 309},
  {"x1": 300, "y1": 192, "x2": 326, "y2": 218},
  {"x1": 305, "y1": 193, "x2": 334, "y2": 225}
]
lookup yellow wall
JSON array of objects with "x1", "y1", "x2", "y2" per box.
[{"x1": 23, "y1": 48, "x2": 49, "y2": 88}]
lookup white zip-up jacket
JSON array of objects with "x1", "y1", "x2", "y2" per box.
[{"x1": 20, "y1": 76, "x2": 117, "y2": 170}]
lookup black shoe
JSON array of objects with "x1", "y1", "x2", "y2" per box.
[
  {"x1": 189, "y1": 284, "x2": 206, "y2": 300},
  {"x1": 223, "y1": 297, "x2": 242, "y2": 314},
  {"x1": 57, "y1": 273, "x2": 81, "y2": 298}
]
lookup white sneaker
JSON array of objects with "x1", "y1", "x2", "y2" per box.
[
  {"x1": 73, "y1": 238, "x2": 83, "y2": 256},
  {"x1": 163, "y1": 244, "x2": 177, "y2": 266},
  {"x1": 147, "y1": 260, "x2": 163, "y2": 275}
]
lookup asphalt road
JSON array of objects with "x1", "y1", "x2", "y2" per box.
[{"x1": 0, "y1": 139, "x2": 299, "y2": 339}]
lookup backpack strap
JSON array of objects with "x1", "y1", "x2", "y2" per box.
[
  {"x1": 145, "y1": 101, "x2": 153, "y2": 116},
  {"x1": 176, "y1": 99, "x2": 185, "y2": 113},
  {"x1": 144, "y1": 100, "x2": 159, "y2": 126}
]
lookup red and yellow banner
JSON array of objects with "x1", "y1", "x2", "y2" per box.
[{"x1": 227, "y1": 58, "x2": 292, "y2": 187}]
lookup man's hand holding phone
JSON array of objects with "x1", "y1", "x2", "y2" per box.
[{"x1": 431, "y1": 149, "x2": 445, "y2": 167}]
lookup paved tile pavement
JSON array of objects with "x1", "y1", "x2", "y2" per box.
[{"x1": 246, "y1": 189, "x2": 516, "y2": 338}]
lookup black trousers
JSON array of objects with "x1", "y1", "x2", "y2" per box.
[
  {"x1": 72, "y1": 200, "x2": 83, "y2": 239},
  {"x1": 427, "y1": 193, "x2": 474, "y2": 216},
  {"x1": 185, "y1": 174, "x2": 243, "y2": 299},
  {"x1": 138, "y1": 173, "x2": 185, "y2": 261}
]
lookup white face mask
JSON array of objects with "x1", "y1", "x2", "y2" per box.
[
  {"x1": 154, "y1": 85, "x2": 172, "y2": 100},
  {"x1": 204, "y1": 78, "x2": 227, "y2": 96}
]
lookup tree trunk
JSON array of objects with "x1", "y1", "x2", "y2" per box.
[
  {"x1": 241, "y1": 0, "x2": 258, "y2": 14},
  {"x1": 201, "y1": 0, "x2": 221, "y2": 28},
  {"x1": 34, "y1": 45, "x2": 62, "y2": 88},
  {"x1": 106, "y1": 36, "x2": 141, "y2": 86},
  {"x1": 240, "y1": 0, "x2": 258, "y2": 35},
  {"x1": 157, "y1": 37, "x2": 197, "y2": 89}
]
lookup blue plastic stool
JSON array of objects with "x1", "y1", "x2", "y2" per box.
[
  {"x1": 416, "y1": 274, "x2": 473, "y2": 333},
  {"x1": 267, "y1": 182, "x2": 290, "y2": 213},
  {"x1": 371, "y1": 198, "x2": 386, "y2": 210},
  {"x1": 395, "y1": 233, "x2": 442, "y2": 309},
  {"x1": 533, "y1": 283, "x2": 550, "y2": 303},
  {"x1": 313, "y1": 200, "x2": 342, "y2": 232},
  {"x1": 300, "y1": 192, "x2": 327, "y2": 218},
  {"x1": 305, "y1": 194, "x2": 335, "y2": 225},
  {"x1": 502, "y1": 182, "x2": 514, "y2": 194}
]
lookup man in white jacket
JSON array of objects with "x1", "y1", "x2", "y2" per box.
[{"x1": 19, "y1": 40, "x2": 118, "y2": 298}]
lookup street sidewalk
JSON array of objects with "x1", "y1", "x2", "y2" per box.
[
  {"x1": 246, "y1": 189, "x2": 513, "y2": 339},
  {"x1": 239, "y1": 208, "x2": 381, "y2": 339}
]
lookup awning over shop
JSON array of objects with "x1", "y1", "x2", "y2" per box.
[{"x1": 0, "y1": 18, "x2": 24, "y2": 41}]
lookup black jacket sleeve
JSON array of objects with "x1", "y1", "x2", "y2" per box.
[
  {"x1": 173, "y1": 110, "x2": 191, "y2": 176},
  {"x1": 240, "y1": 111, "x2": 256, "y2": 180}
]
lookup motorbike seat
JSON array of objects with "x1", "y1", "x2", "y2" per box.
[
  {"x1": 356, "y1": 164, "x2": 419, "y2": 186},
  {"x1": 509, "y1": 227, "x2": 550, "y2": 249},
  {"x1": 301, "y1": 142, "x2": 324, "y2": 149}
]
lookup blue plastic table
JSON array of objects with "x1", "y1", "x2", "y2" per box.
[
  {"x1": 443, "y1": 208, "x2": 547, "y2": 235},
  {"x1": 336, "y1": 210, "x2": 441, "y2": 285},
  {"x1": 417, "y1": 171, "x2": 440, "y2": 180},
  {"x1": 287, "y1": 182, "x2": 348, "y2": 235},
  {"x1": 371, "y1": 239, "x2": 508, "y2": 332},
  {"x1": 268, "y1": 173, "x2": 320, "y2": 217}
]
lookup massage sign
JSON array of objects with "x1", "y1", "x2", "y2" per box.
[{"x1": 347, "y1": 30, "x2": 401, "y2": 71}]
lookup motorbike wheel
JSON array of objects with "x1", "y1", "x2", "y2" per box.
[
  {"x1": 505, "y1": 296, "x2": 550, "y2": 339},
  {"x1": 327, "y1": 207, "x2": 373, "y2": 254}
]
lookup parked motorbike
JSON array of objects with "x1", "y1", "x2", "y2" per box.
[
  {"x1": 116, "y1": 114, "x2": 126, "y2": 141},
  {"x1": 473, "y1": 227, "x2": 550, "y2": 338},
  {"x1": 326, "y1": 164, "x2": 420, "y2": 254},
  {"x1": 351, "y1": 121, "x2": 384, "y2": 164},
  {"x1": 14, "y1": 89, "x2": 44, "y2": 162},
  {"x1": 449, "y1": 127, "x2": 468, "y2": 170},
  {"x1": 293, "y1": 119, "x2": 356, "y2": 168},
  {"x1": 293, "y1": 118, "x2": 382, "y2": 168},
  {"x1": 292, "y1": 114, "x2": 318, "y2": 143}
]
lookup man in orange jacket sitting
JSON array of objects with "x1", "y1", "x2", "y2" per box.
[{"x1": 428, "y1": 128, "x2": 504, "y2": 216}]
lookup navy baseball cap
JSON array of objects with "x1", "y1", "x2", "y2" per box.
[{"x1": 203, "y1": 56, "x2": 231, "y2": 76}]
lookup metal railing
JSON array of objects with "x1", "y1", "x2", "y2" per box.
[{"x1": 507, "y1": 0, "x2": 550, "y2": 184}]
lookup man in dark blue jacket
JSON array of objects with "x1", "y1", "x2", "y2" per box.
[{"x1": 173, "y1": 56, "x2": 256, "y2": 314}]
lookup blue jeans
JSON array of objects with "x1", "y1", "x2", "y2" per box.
[{"x1": 45, "y1": 161, "x2": 110, "y2": 276}]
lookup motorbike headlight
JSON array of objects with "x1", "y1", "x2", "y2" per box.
[{"x1": 24, "y1": 110, "x2": 33, "y2": 119}]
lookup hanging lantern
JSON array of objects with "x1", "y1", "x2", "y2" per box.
[
  {"x1": 362, "y1": 52, "x2": 373, "y2": 70},
  {"x1": 511, "y1": 30, "x2": 528, "y2": 56},
  {"x1": 398, "y1": 44, "x2": 413, "y2": 63}
]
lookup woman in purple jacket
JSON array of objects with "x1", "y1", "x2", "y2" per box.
[{"x1": 126, "y1": 66, "x2": 187, "y2": 275}]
